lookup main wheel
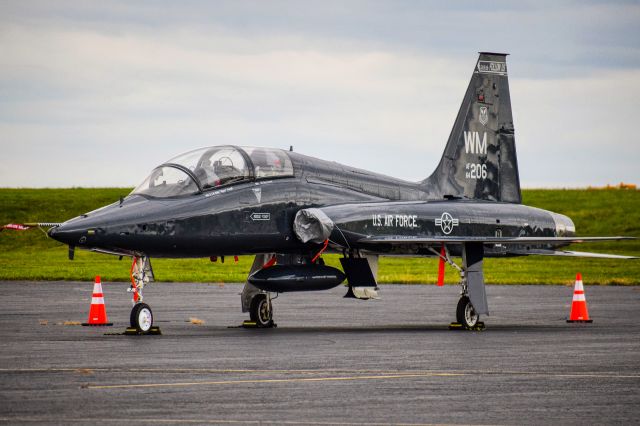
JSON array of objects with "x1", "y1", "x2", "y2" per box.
[
  {"x1": 249, "y1": 294, "x2": 273, "y2": 328},
  {"x1": 456, "y1": 296, "x2": 479, "y2": 329},
  {"x1": 130, "y1": 303, "x2": 153, "y2": 333}
]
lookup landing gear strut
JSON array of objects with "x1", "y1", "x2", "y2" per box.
[
  {"x1": 249, "y1": 293, "x2": 274, "y2": 328},
  {"x1": 455, "y1": 272, "x2": 480, "y2": 329},
  {"x1": 128, "y1": 256, "x2": 155, "y2": 333},
  {"x1": 241, "y1": 254, "x2": 280, "y2": 328},
  {"x1": 431, "y1": 244, "x2": 486, "y2": 330}
]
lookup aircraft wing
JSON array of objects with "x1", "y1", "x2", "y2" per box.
[
  {"x1": 516, "y1": 249, "x2": 638, "y2": 259},
  {"x1": 360, "y1": 236, "x2": 635, "y2": 244},
  {"x1": 358, "y1": 235, "x2": 637, "y2": 259}
]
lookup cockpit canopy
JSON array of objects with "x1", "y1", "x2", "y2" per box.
[{"x1": 131, "y1": 146, "x2": 294, "y2": 198}]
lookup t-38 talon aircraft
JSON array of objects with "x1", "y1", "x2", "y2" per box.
[{"x1": 42, "y1": 52, "x2": 635, "y2": 332}]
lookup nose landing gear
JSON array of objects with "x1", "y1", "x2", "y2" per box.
[
  {"x1": 130, "y1": 302, "x2": 153, "y2": 332},
  {"x1": 127, "y1": 256, "x2": 159, "y2": 334}
]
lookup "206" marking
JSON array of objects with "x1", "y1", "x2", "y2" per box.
[{"x1": 465, "y1": 163, "x2": 487, "y2": 180}]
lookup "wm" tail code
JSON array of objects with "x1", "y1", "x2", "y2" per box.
[{"x1": 464, "y1": 131, "x2": 487, "y2": 155}]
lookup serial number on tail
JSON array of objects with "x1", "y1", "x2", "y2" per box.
[
  {"x1": 465, "y1": 163, "x2": 487, "y2": 179},
  {"x1": 477, "y1": 60, "x2": 507, "y2": 75}
]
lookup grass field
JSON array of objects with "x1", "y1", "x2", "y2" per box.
[{"x1": 0, "y1": 188, "x2": 638, "y2": 285}]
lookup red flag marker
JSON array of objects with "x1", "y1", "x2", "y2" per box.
[
  {"x1": 1, "y1": 224, "x2": 31, "y2": 231},
  {"x1": 437, "y1": 245, "x2": 446, "y2": 286}
]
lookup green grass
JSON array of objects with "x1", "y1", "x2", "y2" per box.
[{"x1": 0, "y1": 188, "x2": 638, "y2": 284}]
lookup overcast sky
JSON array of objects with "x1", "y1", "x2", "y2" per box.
[{"x1": 1, "y1": 1, "x2": 638, "y2": 188}]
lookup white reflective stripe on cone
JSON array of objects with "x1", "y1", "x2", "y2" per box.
[
  {"x1": 572, "y1": 294, "x2": 586, "y2": 302},
  {"x1": 91, "y1": 297, "x2": 105, "y2": 304},
  {"x1": 574, "y1": 280, "x2": 584, "y2": 291},
  {"x1": 94, "y1": 283, "x2": 103, "y2": 293}
]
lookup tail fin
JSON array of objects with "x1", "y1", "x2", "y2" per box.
[{"x1": 423, "y1": 52, "x2": 521, "y2": 203}]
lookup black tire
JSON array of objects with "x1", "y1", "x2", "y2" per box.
[
  {"x1": 130, "y1": 303, "x2": 142, "y2": 328},
  {"x1": 456, "y1": 296, "x2": 479, "y2": 329},
  {"x1": 130, "y1": 303, "x2": 153, "y2": 333},
  {"x1": 249, "y1": 294, "x2": 273, "y2": 328}
]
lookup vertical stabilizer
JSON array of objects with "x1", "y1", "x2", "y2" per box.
[{"x1": 423, "y1": 53, "x2": 521, "y2": 203}]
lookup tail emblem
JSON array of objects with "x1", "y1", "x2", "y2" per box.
[
  {"x1": 435, "y1": 212, "x2": 459, "y2": 235},
  {"x1": 479, "y1": 106, "x2": 488, "y2": 126}
]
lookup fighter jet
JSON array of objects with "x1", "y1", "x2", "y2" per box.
[{"x1": 45, "y1": 52, "x2": 635, "y2": 332}]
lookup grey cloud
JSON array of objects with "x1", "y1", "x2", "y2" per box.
[{"x1": 0, "y1": 1, "x2": 638, "y2": 187}]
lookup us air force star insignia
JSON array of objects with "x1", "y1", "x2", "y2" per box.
[
  {"x1": 479, "y1": 106, "x2": 488, "y2": 126},
  {"x1": 435, "y1": 212, "x2": 459, "y2": 235}
]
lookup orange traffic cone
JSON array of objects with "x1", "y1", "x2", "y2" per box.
[
  {"x1": 82, "y1": 276, "x2": 113, "y2": 326},
  {"x1": 567, "y1": 273, "x2": 592, "y2": 323}
]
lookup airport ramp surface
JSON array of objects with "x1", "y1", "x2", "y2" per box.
[{"x1": 0, "y1": 282, "x2": 639, "y2": 425}]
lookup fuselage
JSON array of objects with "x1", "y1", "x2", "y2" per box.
[{"x1": 48, "y1": 146, "x2": 575, "y2": 258}]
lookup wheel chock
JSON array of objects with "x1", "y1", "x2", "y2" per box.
[
  {"x1": 123, "y1": 326, "x2": 162, "y2": 335},
  {"x1": 449, "y1": 322, "x2": 485, "y2": 331},
  {"x1": 241, "y1": 320, "x2": 277, "y2": 328}
]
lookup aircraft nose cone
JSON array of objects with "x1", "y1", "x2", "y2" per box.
[
  {"x1": 48, "y1": 224, "x2": 83, "y2": 246},
  {"x1": 47, "y1": 226, "x2": 57, "y2": 239}
]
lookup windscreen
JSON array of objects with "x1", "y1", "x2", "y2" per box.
[{"x1": 131, "y1": 166, "x2": 199, "y2": 198}]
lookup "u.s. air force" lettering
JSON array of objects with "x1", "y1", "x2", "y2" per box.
[
  {"x1": 372, "y1": 214, "x2": 418, "y2": 228},
  {"x1": 464, "y1": 131, "x2": 487, "y2": 155}
]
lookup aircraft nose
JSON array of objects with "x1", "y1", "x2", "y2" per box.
[{"x1": 48, "y1": 223, "x2": 84, "y2": 246}]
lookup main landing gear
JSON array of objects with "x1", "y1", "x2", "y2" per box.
[
  {"x1": 128, "y1": 256, "x2": 157, "y2": 333},
  {"x1": 454, "y1": 271, "x2": 481, "y2": 329},
  {"x1": 432, "y1": 244, "x2": 486, "y2": 330},
  {"x1": 241, "y1": 254, "x2": 277, "y2": 328},
  {"x1": 249, "y1": 293, "x2": 274, "y2": 328},
  {"x1": 456, "y1": 295, "x2": 479, "y2": 329}
]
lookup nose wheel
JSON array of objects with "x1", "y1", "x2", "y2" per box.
[
  {"x1": 249, "y1": 294, "x2": 274, "y2": 328},
  {"x1": 130, "y1": 303, "x2": 153, "y2": 333}
]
